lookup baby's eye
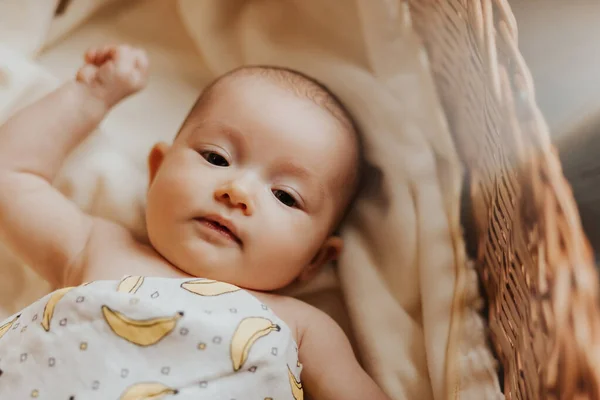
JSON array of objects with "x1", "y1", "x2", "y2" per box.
[
  {"x1": 202, "y1": 151, "x2": 229, "y2": 167},
  {"x1": 273, "y1": 189, "x2": 297, "y2": 208}
]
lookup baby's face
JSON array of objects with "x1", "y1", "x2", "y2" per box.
[{"x1": 145, "y1": 76, "x2": 357, "y2": 290}]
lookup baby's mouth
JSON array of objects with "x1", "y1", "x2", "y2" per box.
[{"x1": 195, "y1": 217, "x2": 242, "y2": 245}]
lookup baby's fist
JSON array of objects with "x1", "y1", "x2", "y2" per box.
[{"x1": 77, "y1": 45, "x2": 149, "y2": 107}]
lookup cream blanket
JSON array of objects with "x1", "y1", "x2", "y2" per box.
[{"x1": 0, "y1": 1, "x2": 502, "y2": 399}]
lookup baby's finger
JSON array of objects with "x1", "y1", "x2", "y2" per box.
[
  {"x1": 95, "y1": 45, "x2": 119, "y2": 64},
  {"x1": 84, "y1": 46, "x2": 113, "y2": 66},
  {"x1": 76, "y1": 64, "x2": 97, "y2": 84},
  {"x1": 84, "y1": 48, "x2": 97, "y2": 63},
  {"x1": 110, "y1": 45, "x2": 134, "y2": 62}
]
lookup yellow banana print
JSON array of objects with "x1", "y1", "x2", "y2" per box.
[
  {"x1": 288, "y1": 365, "x2": 304, "y2": 400},
  {"x1": 102, "y1": 305, "x2": 183, "y2": 347},
  {"x1": 119, "y1": 382, "x2": 178, "y2": 400},
  {"x1": 181, "y1": 279, "x2": 241, "y2": 296},
  {"x1": 117, "y1": 276, "x2": 145, "y2": 294},
  {"x1": 230, "y1": 317, "x2": 281, "y2": 371},
  {"x1": 41, "y1": 287, "x2": 74, "y2": 332},
  {"x1": 0, "y1": 314, "x2": 19, "y2": 339}
]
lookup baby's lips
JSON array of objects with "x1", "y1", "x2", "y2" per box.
[{"x1": 195, "y1": 217, "x2": 243, "y2": 245}]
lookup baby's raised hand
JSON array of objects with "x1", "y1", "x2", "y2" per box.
[{"x1": 76, "y1": 44, "x2": 149, "y2": 107}]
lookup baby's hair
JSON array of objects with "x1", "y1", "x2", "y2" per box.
[{"x1": 179, "y1": 65, "x2": 366, "y2": 232}]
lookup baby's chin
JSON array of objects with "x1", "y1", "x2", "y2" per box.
[
  {"x1": 190, "y1": 268, "x2": 295, "y2": 292},
  {"x1": 149, "y1": 235, "x2": 301, "y2": 291},
  {"x1": 172, "y1": 261, "x2": 298, "y2": 293}
]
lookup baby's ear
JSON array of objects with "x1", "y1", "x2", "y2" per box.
[
  {"x1": 148, "y1": 142, "x2": 170, "y2": 185},
  {"x1": 299, "y1": 236, "x2": 344, "y2": 282}
]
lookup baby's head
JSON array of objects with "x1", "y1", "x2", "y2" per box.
[{"x1": 145, "y1": 66, "x2": 361, "y2": 291}]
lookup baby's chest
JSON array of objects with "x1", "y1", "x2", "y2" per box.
[
  {"x1": 81, "y1": 245, "x2": 186, "y2": 284},
  {"x1": 0, "y1": 278, "x2": 304, "y2": 399}
]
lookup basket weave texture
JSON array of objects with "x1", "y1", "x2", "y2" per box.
[{"x1": 409, "y1": 1, "x2": 600, "y2": 398}]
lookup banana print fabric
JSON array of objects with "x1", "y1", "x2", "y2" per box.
[{"x1": 0, "y1": 277, "x2": 303, "y2": 399}]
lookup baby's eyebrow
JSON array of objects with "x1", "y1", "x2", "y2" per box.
[
  {"x1": 277, "y1": 161, "x2": 325, "y2": 202},
  {"x1": 217, "y1": 124, "x2": 246, "y2": 148},
  {"x1": 191, "y1": 120, "x2": 248, "y2": 150}
]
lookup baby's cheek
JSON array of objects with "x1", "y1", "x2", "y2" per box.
[
  {"x1": 262, "y1": 217, "x2": 319, "y2": 259},
  {"x1": 161, "y1": 170, "x2": 200, "y2": 208}
]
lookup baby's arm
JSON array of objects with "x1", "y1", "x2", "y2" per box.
[
  {"x1": 0, "y1": 45, "x2": 148, "y2": 286},
  {"x1": 299, "y1": 308, "x2": 391, "y2": 400}
]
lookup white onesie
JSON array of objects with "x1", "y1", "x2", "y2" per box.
[{"x1": 0, "y1": 277, "x2": 303, "y2": 400}]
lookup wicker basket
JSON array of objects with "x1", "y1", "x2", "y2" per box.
[{"x1": 408, "y1": 1, "x2": 600, "y2": 399}]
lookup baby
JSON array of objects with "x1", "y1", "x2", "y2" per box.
[{"x1": 0, "y1": 45, "x2": 388, "y2": 399}]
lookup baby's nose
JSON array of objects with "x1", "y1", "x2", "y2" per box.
[{"x1": 215, "y1": 183, "x2": 254, "y2": 215}]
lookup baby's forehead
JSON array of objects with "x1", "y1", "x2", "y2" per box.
[{"x1": 201, "y1": 69, "x2": 354, "y2": 133}]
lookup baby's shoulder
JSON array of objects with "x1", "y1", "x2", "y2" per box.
[
  {"x1": 254, "y1": 291, "x2": 318, "y2": 319},
  {"x1": 252, "y1": 292, "x2": 335, "y2": 344}
]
